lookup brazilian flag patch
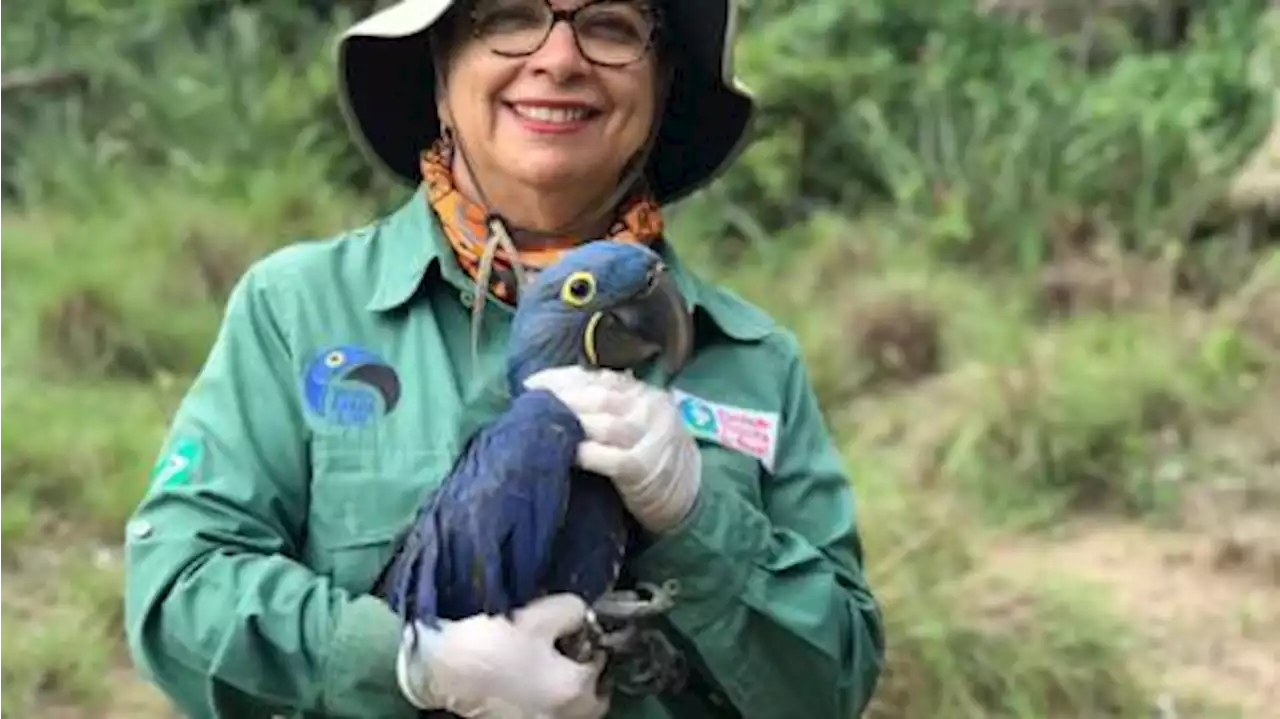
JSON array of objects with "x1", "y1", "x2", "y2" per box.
[{"x1": 150, "y1": 436, "x2": 204, "y2": 488}]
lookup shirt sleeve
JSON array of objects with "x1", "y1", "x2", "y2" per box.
[
  {"x1": 122, "y1": 260, "x2": 418, "y2": 719},
  {"x1": 631, "y1": 332, "x2": 886, "y2": 719}
]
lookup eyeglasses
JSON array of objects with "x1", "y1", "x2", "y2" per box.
[{"x1": 469, "y1": 0, "x2": 660, "y2": 68}]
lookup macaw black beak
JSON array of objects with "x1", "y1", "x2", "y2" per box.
[{"x1": 584, "y1": 265, "x2": 693, "y2": 375}]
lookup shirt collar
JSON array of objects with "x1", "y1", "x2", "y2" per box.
[
  {"x1": 658, "y1": 242, "x2": 774, "y2": 343},
  {"x1": 364, "y1": 188, "x2": 460, "y2": 312}
]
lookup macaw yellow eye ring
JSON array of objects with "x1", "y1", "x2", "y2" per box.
[
  {"x1": 325, "y1": 350, "x2": 345, "y2": 367},
  {"x1": 560, "y1": 271, "x2": 597, "y2": 307}
]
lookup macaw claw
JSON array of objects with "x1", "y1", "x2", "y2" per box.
[
  {"x1": 557, "y1": 580, "x2": 689, "y2": 698},
  {"x1": 593, "y1": 580, "x2": 679, "y2": 619}
]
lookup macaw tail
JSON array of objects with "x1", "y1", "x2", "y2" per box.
[{"x1": 378, "y1": 487, "x2": 446, "y2": 631}]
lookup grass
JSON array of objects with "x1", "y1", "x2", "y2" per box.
[
  {"x1": 3, "y1": 1, "x2": 1279, "y2": 718},
  {"x1": 851, "y1": 457, "x2": 1152, "y2": 719},
  {"x1": 1, "y1": 552, "x2": 124, "y2": 717}
]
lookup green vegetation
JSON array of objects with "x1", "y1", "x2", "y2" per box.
[{"x1": 3, "y1": 0, "x2": 1277, "y2": 717}]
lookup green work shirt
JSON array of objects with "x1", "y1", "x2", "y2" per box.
[{"x1": 122, "y1": 190, "x2": 885, "y2": 719}]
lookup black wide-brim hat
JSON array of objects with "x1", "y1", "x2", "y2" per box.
[{"x1": 336, "y1": 0, "x2": 756, "y2": 206}]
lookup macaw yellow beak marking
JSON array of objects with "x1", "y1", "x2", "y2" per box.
[{"x1": 583, "y1": 312, "x2": 605, "y2": 368}]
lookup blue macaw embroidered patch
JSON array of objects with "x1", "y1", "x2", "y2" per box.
[{"x1": 302, "y1": 344, "x2": 402, "y2": 428}]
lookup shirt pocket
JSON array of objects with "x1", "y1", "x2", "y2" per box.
[
  {"x1": 306, "y1": 437, "x2": 458, "y2": 595},
  {"x1": 696, "y1": 440, "x2": 764, "y2": 510}
]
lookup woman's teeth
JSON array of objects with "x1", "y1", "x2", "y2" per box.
[{"x1": 512, "y1": 104, "x2": 592, "y2": 123}]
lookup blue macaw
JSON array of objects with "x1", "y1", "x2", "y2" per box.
[{"x1": 373, "y1": 239, "x2": 694, "y2": 714}]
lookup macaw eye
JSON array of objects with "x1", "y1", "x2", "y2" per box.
[
  {"x1": 560, "y1": 271, "x2": 597, "y2": 307},
  {"x1": 325, "y1": 350, "x2": 345, "y2": 367}
]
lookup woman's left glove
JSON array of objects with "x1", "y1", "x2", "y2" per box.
[{"x1": 525, "y1": 366, "x2": 701, "y2": 534}]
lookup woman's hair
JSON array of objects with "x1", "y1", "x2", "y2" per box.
[{"x1": 425, "y1": 3, "x2": 467, "y2": 79}]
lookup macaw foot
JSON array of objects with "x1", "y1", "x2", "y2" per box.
[
  {"x1": 559, "y1": 580, "x2": 689, "y2": 698},
  {"x1": 599, "y1": 622, "x2": 688, "y2": 697}
]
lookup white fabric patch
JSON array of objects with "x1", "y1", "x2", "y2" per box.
[{"x1": 673, "y1": 390, "x2": 780, "y2": 472}]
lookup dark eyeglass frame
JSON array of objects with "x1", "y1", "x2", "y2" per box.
[{"x1": 468, "y1": 0, "x2": 663, "y2": 68}]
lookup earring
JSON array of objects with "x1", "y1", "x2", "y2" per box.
[{"x1": 438, "y1": 126, "x2": 458, "y2": 165}]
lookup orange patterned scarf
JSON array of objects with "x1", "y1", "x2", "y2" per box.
[{"x1": 420, "y1": 136, "x2": 665, "y2": 304}]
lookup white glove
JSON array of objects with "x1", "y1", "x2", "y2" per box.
[
  {"x1": 525, "y1": 366, "x2": 702, "y2": 534},
  {"x1": 396, "y1": 593, "x2": 610, "y2": 719}
]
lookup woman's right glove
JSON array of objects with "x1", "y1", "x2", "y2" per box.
[{"x1": 395, "y1": 593, "x2": 610, "y2": 719}]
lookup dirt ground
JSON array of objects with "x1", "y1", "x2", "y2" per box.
[{"x1": 990, "y1": 513, "x2": 1280, "y2": 719}]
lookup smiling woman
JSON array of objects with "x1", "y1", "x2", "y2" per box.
[{"x1": 121, "y1": 1, "x2": 886, "y2": 718}]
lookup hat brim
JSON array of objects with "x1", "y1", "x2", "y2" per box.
[{"x1": 336, "y1": 0, "x2": 755, "y2": 206}]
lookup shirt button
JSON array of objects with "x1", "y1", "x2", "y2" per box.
[
  {"x1": 459, "y1": 290, "x2": 475, "y2": 307},
  {"x1": 127, "y1": 520, "x2": 153, "y2": 540}
]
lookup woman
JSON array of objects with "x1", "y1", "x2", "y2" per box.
[{"x1": 122, "y1": 0, "x2": 885, "y2": 717}]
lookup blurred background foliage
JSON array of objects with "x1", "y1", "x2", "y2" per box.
[{"x1": 3, "y1": 0, "x2": 1272, "y2": 249}]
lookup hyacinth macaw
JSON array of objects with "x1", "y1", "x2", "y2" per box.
[{"x1": 374, "y1": 239, "x2": 694, "y2": 712}]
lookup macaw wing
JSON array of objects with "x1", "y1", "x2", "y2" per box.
[
  {"x1": 377, "y1": 389, "x2": 585, "y2": 624},
  {"x1": 542, "y1": 467, "x2": 631, "y2": 602}
]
